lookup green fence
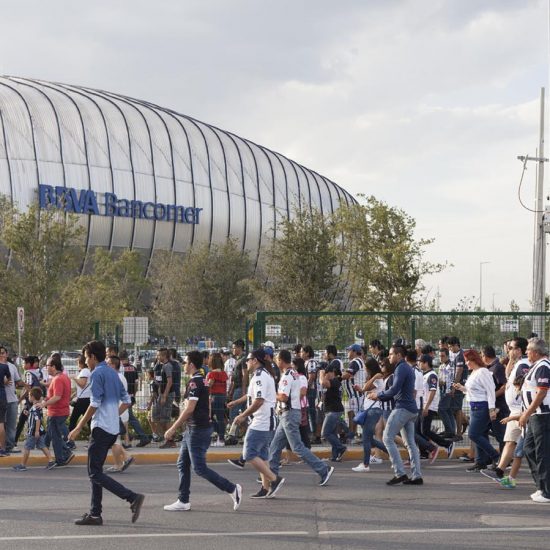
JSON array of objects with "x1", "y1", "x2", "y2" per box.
[{"x1": 251, "y1": 311, "x2": 550, "y2": 351}]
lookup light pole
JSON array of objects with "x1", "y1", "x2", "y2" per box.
[{"x1": 479, "y1": 261, "x2": 490, "y2": 310}]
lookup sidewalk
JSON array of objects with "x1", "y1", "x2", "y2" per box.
[{"x1": 0, "y1": 441, "x2": 467, "y2": 467}]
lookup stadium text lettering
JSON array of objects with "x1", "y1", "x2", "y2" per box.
[{"x1": 38, "y1": 184, "x2": 202, "y2": 224}]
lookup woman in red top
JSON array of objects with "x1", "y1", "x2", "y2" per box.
[{"x1": 206, "y1": 353, "x2": 228, "y2": 447}]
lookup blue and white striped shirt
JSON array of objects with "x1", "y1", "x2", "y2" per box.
[{"x1": 90, "y1": 362, "x2": 131, "y2": 435}]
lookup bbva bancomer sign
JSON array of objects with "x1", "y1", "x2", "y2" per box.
[{"x1": 38, "y1": 184, "x2": 203, "y2": 225}]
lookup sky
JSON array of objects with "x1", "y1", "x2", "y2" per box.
[{"x1": 0, "y1": 0, "x2": 549, "y2": 311}]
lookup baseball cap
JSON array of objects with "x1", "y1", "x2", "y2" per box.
[
  {"x1": 262, "y1": 340, "x2": 275, "y2": 348},
  {"x1": 346, "y1": 344, "x2": 362, "y2": 353},
  {"x1": 220, "y1": 347, "x2": 231, "y2": 355},
  {"x1": 263, "y1": 346, "x2": 274, "y2": 357}
]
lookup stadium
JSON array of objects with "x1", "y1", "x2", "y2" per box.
[{"x1": 0, "y1": 76, "x2": 356, "y2": 271}]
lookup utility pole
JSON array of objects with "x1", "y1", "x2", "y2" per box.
[{"x1": 518, "y1": 88, "x2": 548, "y2": 338}]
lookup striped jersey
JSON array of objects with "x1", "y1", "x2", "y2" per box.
[
  {"x1": 522, "y1": 358, "x2": 550, "y2": 415},
  {"x1": 27, "y1": 405, "x2": 45, "y2": 437}
]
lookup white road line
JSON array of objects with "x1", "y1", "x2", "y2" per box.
[
  {"x1": 484, "y1": 500, "x2": 539, "y2": 504},
  {"x1": 0, "y1": 531, "x2": 310, "y2": 542},
  {"x1": 449, "y1": 481, "x2": 530, "y2": 485},
  {"x1": 318, "y1": 527, "x2": 550, "y2": 535}
]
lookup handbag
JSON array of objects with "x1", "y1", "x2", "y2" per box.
[{"x1": 353, "y1": 400, "x2": 378, "y2": 425}]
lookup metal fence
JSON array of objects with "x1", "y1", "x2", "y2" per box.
[{"x1": 251, "y1": 311, "x2": 550, "y2": 351}]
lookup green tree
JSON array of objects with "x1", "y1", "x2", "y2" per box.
[
  {"x1": 0, "y1": 200, "x2": 85, "y2": 353},
  {"x1": 334, "y1": 195, "x2": 445, "y2": 311},
  {"x1": 150, "y1": 239, "x2": 256, "y2": 343}
]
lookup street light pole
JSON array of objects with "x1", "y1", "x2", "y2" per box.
[{"x1": 480, "y1": 261, "x2": 490, "y2": 310}]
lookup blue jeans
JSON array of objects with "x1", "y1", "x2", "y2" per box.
[
  {"x1": 269, "y1": 409, "x2": 328, "y2": 478},
  {"x1": 360, "y1": 407, "x2": 386, "y2": 465},
  {"x1": 229, "y1": 388, "x2": 244, "y2": 422},
  {"x1": 88, "y1": 427, "x2": 136, "y2": 516},
  {"x1": 47, "y1": 415, "x2": 72, "y2": 463},
  {"x1": 383, "y1": 408, "x2": 422, "y2": 480},
  {"x1": 5, "y1": 401, "x2": 18, "y2": 450},
  {"x1": 438, "y1": 393, "x2": 456, "y2": 435},
  {"x1": 177, "y1": 426, "x2": 235, "y2": 504},
  {"x1": 210, "y1": 394, "x2": 226, "y2": 439},
  {"x1": 128, "y1": 405, "x2": 148, "y2": 440},
  {"x1": 469, "y1": 407, "x2": 498, "y2": 465},
  {"x1": 322, "y1": 412, "x2": 346, "y2": 459}
]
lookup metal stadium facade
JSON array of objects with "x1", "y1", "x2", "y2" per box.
[{"x1": 0, "y1": 76, "x2": 355, "y2": 270}]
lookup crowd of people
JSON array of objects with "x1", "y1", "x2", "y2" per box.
[{"x1": 1, "y1": 332, "x2": 549, "y2": 526}]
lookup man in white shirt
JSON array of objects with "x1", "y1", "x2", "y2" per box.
[
  {"x1": 267, "y1": 350, "x2": 334, "y2": 496},
  {"x1": 232, "y1": 348, "x2": 284, "y2": 498}
]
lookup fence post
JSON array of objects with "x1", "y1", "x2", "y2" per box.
[
  {"x1": 94, "y1": 321, "x2": 100, "y2": 340},
  {"x1": 115, "y1": 324, "x2": 120, "y2": 349},
  {"x1": 387, "y1": 314, "x2": 392, "y2": 349},
  {"x1": 411, "y1": 317, "x2": 416, "y2": 347}
]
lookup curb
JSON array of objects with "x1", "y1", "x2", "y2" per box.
[{"x1": 0, "y1": 446, "x2": 469, "y2": 468}]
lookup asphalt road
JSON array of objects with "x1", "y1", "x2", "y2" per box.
[{"x1": 1, "y1": 458, "x2": 548, "y2": 550}]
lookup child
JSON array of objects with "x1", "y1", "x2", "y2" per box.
[{"x1": 13, "y1": 387, "x2": 53, "y2": 471}]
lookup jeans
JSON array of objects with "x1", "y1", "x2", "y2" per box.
[
  {"x1": 177, "y1": 426, "x2": 235, "y2": 504},
  {"x1": 47, "y1": 415, "x2": 72, "y2": 463},
  {"x1": 229, "y1": 388, "x2": 244, "y2": 422},
  {"x1": 524, "y1": 413, "x2": 550, "y2": 498},
  {"x1": 269, "y1": 409, "x2": 328, "y2": 478},
  {"x1": 438, "y1": 393, "x2": 456, "y2": 435},
  {"x1": 210, "y1": 394, "x2": 226, "y2": 439},
  {"x1": 421, "y1": 410, "x2": 452, "y2": 448},
  {"x1": 127, "y1": 405, "x2": 148, "y2": 440},
  {"x1": 307, "y1": 389, "x2": 317, "y2": 434},
  {"x1": 383, "y1": 408, "x2": 422, "y2": 480},
  {"x1": 469, "y1": 407, "x2": 499, "y2": 465},
  {"x1": 68, "y1": 398, "x2": 90, "y2": 432},
  {"x1": 360, "y1": 407, "x2": 386, "y2": 465},
  {"x1": 5, "y1": 401, "x2": 18, "y2": 450},
  {"x1": 322, "y1": 412, "x2": 346, "y2": 459},
  {"x1": 88, "y1": 427, "x2": 136, "y2": 516}
]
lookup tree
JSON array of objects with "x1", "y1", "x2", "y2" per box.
[
  {"x1": 150, "y1": 239, "x2": 256, "y2": 344},
  {"x1": 334, "y1": 195, "x2": 446, "y2": 311},
  {"x1": 0, "y1": 200, "x2": 85, "y2": 353}
]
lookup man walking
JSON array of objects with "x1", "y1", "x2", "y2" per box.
[
  {"x1": 69, "y1": 340, "x2": 145, "y2": 525},
  {"x1": 267, "y1": 349, "x2": 334, "y2": 495},
  {"x1": 368, "y1": 344, "x2": 423, "y2": 485},
  {"x1": 163, "y1": 350, "x2": 242, "y2": 511}
]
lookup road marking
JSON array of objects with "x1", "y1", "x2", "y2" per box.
[
  {"x1": 449, "y1": 481, "x2": 530, "y2": 485},
  {"x1": 485, "y1": 500, "x2": 539, "y2": 504},
  {"x1": 0, "y1": 531, "x2": 310, "y2": 542},
  {"x1": 318, "y1": 527, "x2": 550, "y2": 535}
]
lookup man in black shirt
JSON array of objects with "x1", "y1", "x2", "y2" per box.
[
  {"x1": 320, "y1": 365, "x2": 347, "y2": 462},
  {"x1": 163, "y1": 350, "x2": 242, "y2": 512}
]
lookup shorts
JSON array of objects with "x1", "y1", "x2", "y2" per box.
[
  {"x1": 151, "y1": 394, "x2": 174, "y2": 422},
  {"x1": 504, "y1": 420, "x2": 522, "y2": 443},
  {"x1": 242, "y1": 428, "x2": 274, "y2": 461},
  {"x1": 0, "y1": 400, "x2": 6, "y2": 423},
  {"x1": 344, "y1": 396, "x2": 362, "y2": 414},
  {"x1": 451, "y1": 392, "x2": 465, "y2": 413},
  {"x1": 24, "y1": 435, "x2": 47, "y2": 450},
  {"x1": 514, "y1": 434, "x2": 525, "y2": 458}
]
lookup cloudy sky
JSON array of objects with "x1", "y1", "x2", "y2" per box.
[{"x1": 1, "y1": 0, "x2": 549, "y2": 310}]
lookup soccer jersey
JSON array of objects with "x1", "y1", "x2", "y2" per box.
[
  {"x1": 413, "y1": 366, "x2": 424, "y2": 408},
  {"x1": 522, "y1": 358, "x2": 550, "y2": 415},
  {"x1": 27, "y1": 405, "x2": 45, "y2": 437},
  {"x1": 247, "y1": 367, "x2": 276, "y2": 430},
  {"x1": 277, "y1": 368, "x2": 302, "y2": 411},
  {"x1": 342, "y1": 357, "x2": 365, "y2": 407},
  {"x1": 185, "y1": 373, "x2": 211, "y2": 429},
  {"x1": 423, "y1": 370, "x2": 440, "y2": 412},
  {"x1": 505, "y1": 358, "x2": 531, "y2": 414}
]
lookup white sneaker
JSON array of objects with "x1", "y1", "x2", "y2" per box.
[
  {"x1": 231, "y1": 484, "x2": 242, "y2": 510},
  {"x1": 369, "y1": 456, "x2": 383, "y2": 464},
  {"x1": 217, "y1": 439, "x2": 225, "y2": 447},
  {"x1": 531, "y1": 490, "x2": 543, "y2": 499},
  {"x1": 164, "y1": 500, "x2": 191, "y2": 511},
  {"x1": 211, "y1": 440, "x2": 219, "y2": 447},
  {"x1": 531, "y1": 493, "x2": 550, "y2": 503},
  {"x1": 352, "y1": 463, "x2": 370, "y2": 473}
]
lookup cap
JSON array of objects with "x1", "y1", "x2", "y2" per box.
[
  {"x1": 263, "y1": 346, "x2": 274, "y2": 357},
  {"x1": 262, "y1": 340, "x2": 275, "y2": 348},
  {"x1": 346, "y1": 344, "x2": 362, "y2": 353},
  {"x1": 220, "y1": 347, "x2": 231, "y2": 355},
  {"x1": 246, "y1": 348, "x2": 266, "y2": 364}
]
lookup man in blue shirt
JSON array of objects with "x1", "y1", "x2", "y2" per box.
[
  {"x1": 69, "y1": 340, "x2": 145, "y2": 526},
  {"x1": 0, "y1": 347, "x2": 12, "y2": 457},
  {"x1": 367, "y1": 344, "x2": 423, "y2": 485}
]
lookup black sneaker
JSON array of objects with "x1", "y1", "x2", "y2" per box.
[
  {"x1": 250, "y1": 487, "x2": 269, "y2": 499},
  {"x1": 332, "y1": 447, "x2": 347, "y2": 462},
  {"x1": 266, "y1": 475, "x2": 285, "y2": 498},
  {"x1": 136, "y1": 438, "x2": 151, "y2": 448},
  {"x1": 319, "y1": 466, "x2": 335, "y2": 486},
  {"x1": 63, "y1": 452, "x2": 75, "y2": 466},
  {"x1": 403, "y1": 477, "x2": 424, "y2": 485},
  {"x1": 75, "y1": 513, "x2": 103, "y2": 526},
  {"x1": 130, "y1": 494, "x2": 145, "y2": 523},
  {"x1": 466, "y1": 463, "x2": 485, "y2": 473},
  {"x1": 386, "y1": 474, "x2": 409, "y2": 485},
  {"x1": 227, "y1": 458, "x2": 246, "y2": 469}
]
